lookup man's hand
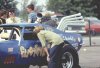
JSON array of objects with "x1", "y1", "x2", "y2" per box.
[
  {"x1": 47, "y1": 55, "x2": 50, "y2": 62},
  {"x1": 43, "y1": 47, "x2": 50, "y2": 62}
]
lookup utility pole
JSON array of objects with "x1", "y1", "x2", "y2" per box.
[{"x1": 88, "y1": 20, "x2": 92, "y2": 46}]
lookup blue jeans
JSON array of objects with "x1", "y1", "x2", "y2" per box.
[{"x1": 48, "y1": 43, "x2": 64, "y2": 68}]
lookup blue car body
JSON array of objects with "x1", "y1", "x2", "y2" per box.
[{"x1": 0, "y1": 23, "x2": 83, "y2": 65}]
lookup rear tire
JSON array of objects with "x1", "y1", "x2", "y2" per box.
[{"x1": 61, "y1": 45, "x2": 81, "y2": 68}]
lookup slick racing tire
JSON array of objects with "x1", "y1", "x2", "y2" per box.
[{"x1": 61, "y1": 45, "x2": 81, "y2": 68}]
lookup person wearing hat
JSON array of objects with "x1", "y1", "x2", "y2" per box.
[
  {"x1": 33, "y1": 26, "x2": 64, "y2": 68},
  {"x1": 35, "y1": 13, "x2": 43, "y2": 23}
]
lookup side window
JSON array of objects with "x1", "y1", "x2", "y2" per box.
[
  {"x1": 0, "y1": 27, "x2": 20, "y2": 41},
  {"x1": 0, "y1": 29, "x2": 11, "y2": 41},
  {"x1": 23, "y1": 27, "x2": 38, "y2": 40},
  {"x1": 23, "y1": 32, "x2": 38, "y2": 40}
]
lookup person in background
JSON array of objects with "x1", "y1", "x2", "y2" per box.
[
  {"x1": 35, "y1": 13, "x2": 43, "y2": 23},
  {"x1": 26, "y1": 4, "x2": 37, "y2": 23},
  {"x1": 6, "y1": 9, "x2": 21, "y2": 24},
  {"x1": 33, "y1": 26, "x2": 64, "y2": 68},
  {"x1": 0, "y1": 9, "x2": 7, "y2": 24}
]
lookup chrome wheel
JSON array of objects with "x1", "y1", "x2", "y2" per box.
[{"x1": 61, "y1": 52, "x2": 73, "y2": 68}]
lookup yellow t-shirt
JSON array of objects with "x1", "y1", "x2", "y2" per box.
[
  {"x1": 6, "y1": 17, "x2": 21, "y2": 24},
  {"x1": 37, "y1": 30, "x2": 64, "y2": 48}
]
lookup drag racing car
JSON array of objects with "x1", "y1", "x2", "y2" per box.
[{"x1": 0, "y1": 23, "x2": 83, "y2": 68}]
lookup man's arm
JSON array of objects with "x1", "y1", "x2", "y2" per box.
[
  {"x1": 37, "y1": 33, "x2": 46, "y2": 47},
  {"x1": 38, "y1": 32, "x2": 50, "y2": 62},
  {"x1": 37, "y1": 33, "x2": 50, "y2": 60},
  {"x1": 44, "y1": 47, "x2": 50, "y2": 62},
  {"x1": 37, "y1": 33, "x2": 48, "y2": 53},
  {"x1": 28, "y1": 13, "x2": 32, "y2": 23},
  {"x1": 44, "y1": 47, "x2": 49, "y2": 56}
]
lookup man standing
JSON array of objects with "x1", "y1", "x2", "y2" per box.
[
  {"x1": 27, "y1": 4, "x2": 37, "y2": 23},
  {"x1": 33, "y1": 26, "x2": 64, "y2": 68}
]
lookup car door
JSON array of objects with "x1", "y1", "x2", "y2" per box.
[{"x1": 0, "y1": 28, "x2": 20, "y2": 64}]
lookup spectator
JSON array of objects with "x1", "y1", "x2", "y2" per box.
[
  {"x1": 6, "y1": 9, "x2": 21, "y2": 24},
  {"x1": 35, "y1": 13, "x2": 43, "y2": 23},
  {"x1": 0, "y1": 9, "x2": 7, "y2": 24},
  {"x1": 26, "y1": 4, "x2": 37, "y2": 23}
]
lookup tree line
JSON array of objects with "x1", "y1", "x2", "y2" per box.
[
  {"x1": 0, "y1": 0, "x2": 17, "y2": 10},
  {"x1": 0, "y1": 0, "x2": 100, "y2": 19},
  {"x1": 47, "y1": 0, "x2": 100, "y2": 19}
]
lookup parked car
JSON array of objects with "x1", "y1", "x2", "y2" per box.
[
  {"x1": 85, "y1": 19, "x2": 100, "y2": 35},
  {"x1": 84, "y1": 17, "x2": 98, "y2": 21},
  {"x1": 0, "y1": 23, "x2": 83, "y2": 68}
]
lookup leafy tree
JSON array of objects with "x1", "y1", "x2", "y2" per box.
[
  {"x1": 0, "y1": 0, "x2": 17, "y2": 10},
  {"x1": 92, "y1": 0, "x2": 100, "y2": 19},
  {"x1": 47, "y1": 0, "x2": 97, "y2": 17}
]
